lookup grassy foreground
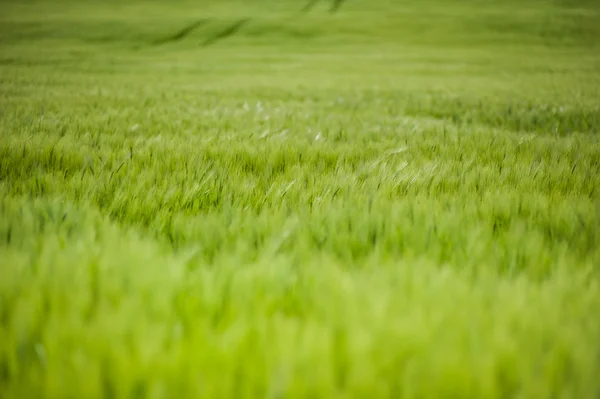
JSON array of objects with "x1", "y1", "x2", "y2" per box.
[{"x1": 1, "y1": 0, "x2": 600, "y2": 397}]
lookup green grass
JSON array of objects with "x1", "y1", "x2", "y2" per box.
[{"x1": 1, "y1": 0, "x2": 600, "y2": 397}]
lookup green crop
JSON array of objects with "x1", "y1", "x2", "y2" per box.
[{"x1": 1, "y1": 0, "x2": 599, "y2": 398}]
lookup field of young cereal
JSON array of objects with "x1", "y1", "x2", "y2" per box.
[{"x1": 1, "y1": 0, "x2": 600, "y2": 397}]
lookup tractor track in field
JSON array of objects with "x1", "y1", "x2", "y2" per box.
[
  {"x1": 154, "y1": 19, "x2": 210, "y2": 45},
  {"x1": 201, "y1": 18, "x2": 251, "y2": 47},
  {"x1": 152, "y1": 0, "x2": 348, "y2": 49}
]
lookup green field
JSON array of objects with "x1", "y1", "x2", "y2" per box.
[{"x1": 1, "y1": 0, "x2": 600, "y2": 397}]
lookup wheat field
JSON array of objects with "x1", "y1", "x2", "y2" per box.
[{"x1": 1, "y1": 0, "x2": 600, "y2": 397}]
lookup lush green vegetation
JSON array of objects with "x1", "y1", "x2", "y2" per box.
[{"x1": 1, "y1": 0, "x2": 599, "y2": 397}]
